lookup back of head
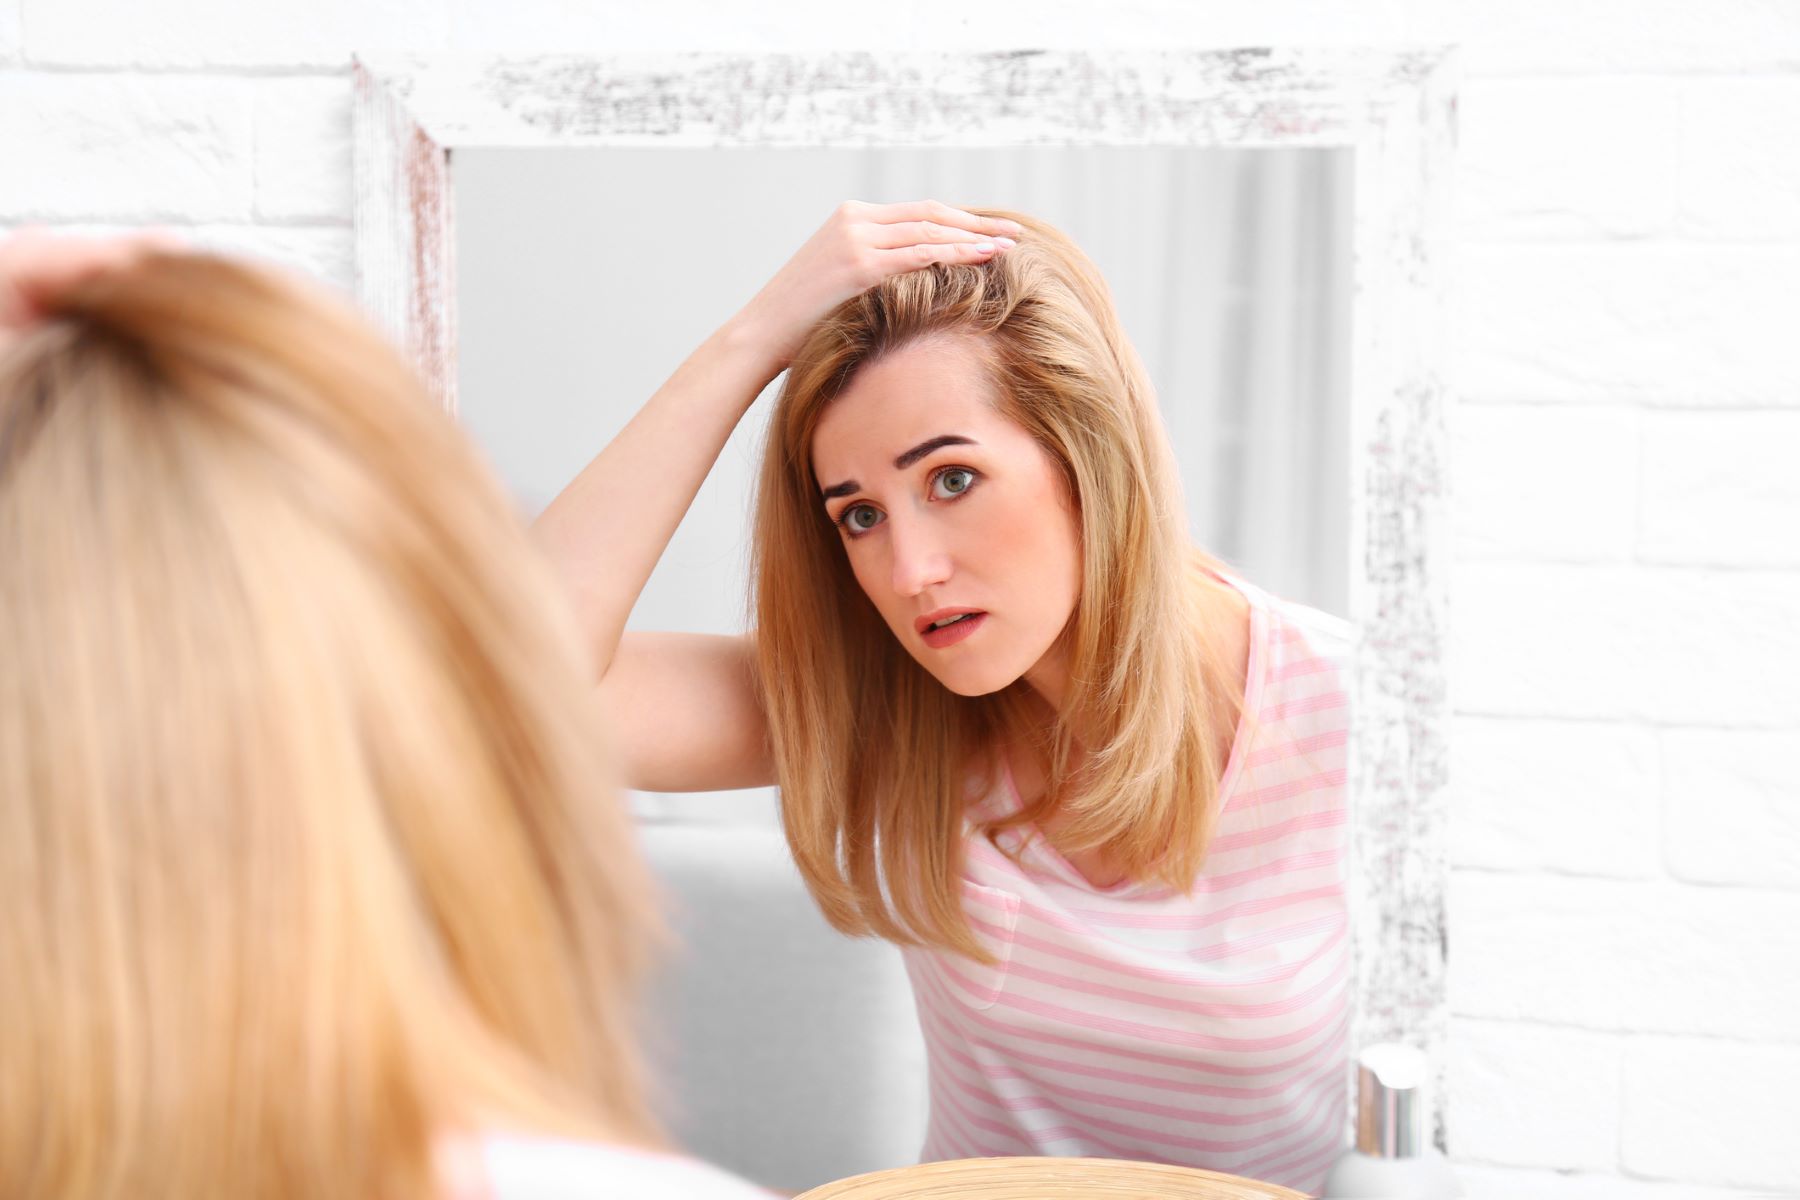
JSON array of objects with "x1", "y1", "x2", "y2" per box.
[{"x1": 0, "y1": 253, "x2": 660, "y2": 1198}]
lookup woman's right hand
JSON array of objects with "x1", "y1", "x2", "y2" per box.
[
  {"x1": 733, "y1": 200, "x2": 1020, "y2": 375},
  {"x1": 0, "y1": 226, "x2": 186, "y2": 358}
]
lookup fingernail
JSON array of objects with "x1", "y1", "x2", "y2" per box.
[
  {"x1": 975, "y1": 242, "x2": 995, "y2": 253},
  {"x1": 995, "y1": 236, "x2": 1016, "y2": 249}
]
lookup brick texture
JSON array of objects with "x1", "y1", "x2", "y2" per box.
[
  {"x1": 1449, "y1": 871, "x2": 1800, "y2": 1041},
  {"x1": 1678, "y1": 78, "x2": 1800, "y2": 240},
  {"x1": 20, "y1": 0, "x2": 446, "y2": 68},
  {"x1": 1639, "y1": 410, "x2": 1800, "y2": 568},
  {"x1": 1451, "y1": 404, "x2": 1638, "y2": 562},
  {"x1": 1622, "y1": 1038, "x2": 1800, "y2": 1191},
  {"x1": 1457, "y1": 79, "x2": 1680, "y2": 242},
  {"x1": 1457, "y1": 0, "x2": 1800, "y2": 75},
  {"x1": 1449, "y1": 717, "x2": 1660, "y2": 878},
  {"x1": 0, "y1": 73, "x2": 255, "y2": 223},
  {"x1": 1457, "y1": 245, "x2": 1800, "y2": 406},
  {"x1": 1662, "y1": 728, "x2": 1800, "y2": 889},
  {"x1": 1, "y1": 1, "x2": 19, "y2": 65},
  {"x1": 1452, "y1": 564, "x2": 1800, "y2": 725},
  {"x1": 1447, "y1": 1018, "x2": 1621, "y2": 1170},
  {"x1": 252, "y1": 77, "x2": 354, "y2": 224}
]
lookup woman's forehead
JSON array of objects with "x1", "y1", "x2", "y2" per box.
[{"x1": 810, "y1": 338, "x2": 1002, "y2": 467}]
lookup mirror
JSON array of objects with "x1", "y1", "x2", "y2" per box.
[{"x1": 353, "y1": 47, "x2": 1454, "y2": 1192}]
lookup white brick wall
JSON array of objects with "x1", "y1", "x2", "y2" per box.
[
  {"x1": 1453, "y1": 564, "x2": 1800, "y2": 724},
  {"x1": 1, "y1": 72, "x2": 256, "y2": 222},
  {"x1": 1451, "y1": 1019, "x2": 1626, "y2": 1173},
  {"x1": 1458, "y1": 244, "x2": 1800, "y2": 405},
  {"x1": 1641, "y1": 411, "x2": 1800, "y2": 567},
  {"x1": 1445, "y1": 9, "x2": 1800, "y2": 1194},
  {"x1": 1457, "y1": 79, "x2": 1682, "y2": 241},
  {"x1": 1450, "y1": 718, "x2": 1661, "y2": 877},
  {"x1": 1678, "y1": 78, "x2": 1800, "y2": 238},
  {"x1": 1450, "y1": 872, "x2": 1800, "y2": 1039},
  {"x1": 3, "y1": 1, "x2": 1796, "y2": 1195},
  {"x1": 1664, "y1": 729, "x2": 1800, "y2": 889},
  {"x1": 19, "y1": 0, "x2": 447, "y2": 68},
  {"x1": 252, "y1": 76, "x2": 353, "y2": 224},
  {"x1": 1623, "y1": 1039, "x2": 1800, "y2": 1192},
  {"x1": 0, "y1": 3, "x2": 17, "y2": 65},
  {"x1": 1452, "y1": 405, "x2": 1640, "y2": 561}
]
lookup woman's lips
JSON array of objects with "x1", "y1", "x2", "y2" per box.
[{"x1": 920, "y1": 611, "x2": 987, "y2": 649}]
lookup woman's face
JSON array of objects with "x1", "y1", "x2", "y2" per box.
[{"x1": 809, "y1": 334, "x2": 1083, "y2": 701}]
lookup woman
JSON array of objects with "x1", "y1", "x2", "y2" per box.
[
  {"x1": 536, "y1": 201, "x2": 1352, "y2": 1192},
  {"x1": 0, "y1": 232, "x2": 776, "y2": 1199}
]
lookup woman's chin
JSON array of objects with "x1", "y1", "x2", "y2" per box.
[
  {"x1": 889, "y1": 627, "x2": 1027, "y2": 697},
  {"x1": 922, "y1": 659, "x2": 1019, "y2": 698}
]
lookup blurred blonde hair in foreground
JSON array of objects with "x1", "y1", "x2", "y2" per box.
[{"x1": 0, "y1": 252, "x2": 663, "y2": 1198}]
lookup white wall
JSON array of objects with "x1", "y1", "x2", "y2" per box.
[{"x1": 4, "y1": 2, "x2": 1797, "y2": 1196}]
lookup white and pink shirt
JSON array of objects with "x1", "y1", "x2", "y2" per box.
[{"x1": 902, "y1": 575, "x2": 1353, "y2": 1195}]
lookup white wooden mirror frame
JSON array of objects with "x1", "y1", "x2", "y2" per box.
[{"x1": 350, "y1": 46, "x2": 1458, "y2": 1139}]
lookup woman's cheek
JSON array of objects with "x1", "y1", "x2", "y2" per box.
[{"x1": 850, "y1": 553, "x2": 906, "y2": 636}]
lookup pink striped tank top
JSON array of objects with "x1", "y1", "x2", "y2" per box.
[{"x1": 900, "y1": 575, "x2": 1352, "y2": 1195}]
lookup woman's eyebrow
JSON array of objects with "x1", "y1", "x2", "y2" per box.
[
  {"x1": 819, "y1": 435, "x2": 979, "y2": 499},
  {"x1": 894, "y1": 434, "x2": 976, "y2": 469}
]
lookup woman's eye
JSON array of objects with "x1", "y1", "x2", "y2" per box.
[
  {"x1": 932, "y1": 467, "x2": 977, "y2": 499},
  {"x1": 839, "y1": 504, "x2": 884, "y2": 536}
]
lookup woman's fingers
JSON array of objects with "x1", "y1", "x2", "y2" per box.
[
  {"x1": 0, "y1": 226, "x2": 186, "y2": 332},
  {"x1": 868, "y1": 240, "x2": 1010, "y2": 273},
  {"x1": 726, "y1": 200, "x2": 1021, "y2": 374},
  {"x1": 863, "y1": 199, "x2": 1022, "y2": 241},
  {"x1": 852, "y1": 201, "x2": 1021, "y2": 276},
  {"x1": 0, "y1": 227, "x2": 187, "y2": 358},
  {"x1": 864, "y1": 219, "x2": 1015, "y2": 252}
]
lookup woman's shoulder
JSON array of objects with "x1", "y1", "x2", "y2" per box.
[
  {"x1": 477, "y1": 1133, "x2": 778, "y2": 1200},
  {"x1": 1266, "y1": 591, "x2": 1354, "y2": 665},
  {"x1": 1222, "y1": 570, "x2": 1354, "y2": 668}
]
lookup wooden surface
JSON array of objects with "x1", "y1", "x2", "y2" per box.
[{"x1": 793, "y1": 1156, "x2": 1310, "y2": 1199}]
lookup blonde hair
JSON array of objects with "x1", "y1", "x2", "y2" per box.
[
  {"x1": 753, "y1": 209, "x2": 1244, "y2": 963},
  {"x1": 0, "y1": 253, "x2": 663, "y2": 1199}
]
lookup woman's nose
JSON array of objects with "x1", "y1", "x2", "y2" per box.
[{"x1": 887, "y1": 517, "x2": 952, "y2": 598}]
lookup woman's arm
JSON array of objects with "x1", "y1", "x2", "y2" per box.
[
  {"x1": 530, "y1": 311, "x2": 777, "y2": 689},
  {"x1": 533, "y1": 317, "x2": 777, "y2": 792},
  {"x1": 532, "y1": 200, "x2": 1020, "y2": 793}
]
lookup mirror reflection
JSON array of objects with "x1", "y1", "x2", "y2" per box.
[{"x1": 451, "y1": 146, "x2": 1355, "y2": 1194}]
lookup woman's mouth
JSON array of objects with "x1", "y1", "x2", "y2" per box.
[{"x1": 918, "y1": 610, "x2": 987, "y2": 649}]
